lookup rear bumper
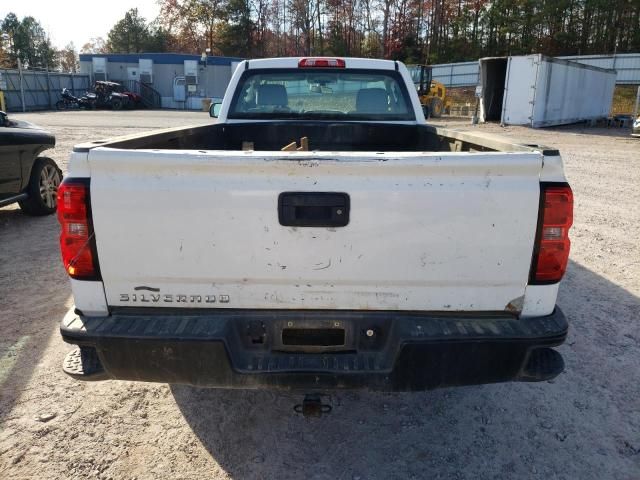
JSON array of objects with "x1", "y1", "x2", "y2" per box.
[{"x1": 60, "y1": 307, "x2": 568, "y2": 391}]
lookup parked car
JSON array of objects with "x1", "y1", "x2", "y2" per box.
[
  {"x1": 58, "y1": 58, "x2": 572, "y2": 410},
  {"x1": 633, "y1": 116, "x2": 640, "y2": 137},
  {"x1": 0, "y1": 111, "x2": 61, "y2": 215}
]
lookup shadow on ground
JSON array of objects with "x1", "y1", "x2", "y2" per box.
[
  {"x1": 0, "y1": 207, "x2": 71, "y2": 421},
  {"x1": 171, "y1": 259, "x2": 640, "y2": 479}
]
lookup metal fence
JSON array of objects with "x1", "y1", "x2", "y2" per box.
[
  {"x1": 0, "y1": 68, "x2": 90, "y2": 112},
  {"x1": 431, "y1": 53, "x2": 640, "y2": 87}
]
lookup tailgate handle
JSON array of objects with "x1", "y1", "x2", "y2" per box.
[{"x1": 278, "y1": 192, "x2": 350, "y2": 227}]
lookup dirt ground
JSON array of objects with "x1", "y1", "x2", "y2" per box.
[{"x1": 1, "y1": 111, "x2": 639, "y2": 479}]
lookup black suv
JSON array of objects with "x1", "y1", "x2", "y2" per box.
[{"x1": 0, "y1": 111, "x2": 61, "y2": 215}]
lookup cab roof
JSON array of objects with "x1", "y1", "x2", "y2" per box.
[{"x1": 244, "y1": 57, "x2": 399, "y2": 71}]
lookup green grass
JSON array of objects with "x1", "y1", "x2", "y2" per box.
[{"x1": 611, "y1": 85, "x2": 640, "y2": 115}]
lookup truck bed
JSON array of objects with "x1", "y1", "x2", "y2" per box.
[{"x1": 74, "y1": 121, "x2": 544, "y2": 154}]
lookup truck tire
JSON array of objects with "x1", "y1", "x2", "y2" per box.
[
  {"x1": 111, "y1": 98, "x2": 123, "y2": 110},
  {"x1": 18, "y1": 157, "x2": 63, "y2": 216},
  {"x1": 430, "y1": 98, "x2": 444, "y2": 118}
]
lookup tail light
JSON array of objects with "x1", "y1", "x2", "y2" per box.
[
  {"x1": 57, "y1": 178, "x2": 100, "y2": 280},
  {"x1": 531, "y1": 184, "x2": 573, "y2": 283},
  {"x1": 298, "y1": 58, "x2": 345, "y2": 68}
]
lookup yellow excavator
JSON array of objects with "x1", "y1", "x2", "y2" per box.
[{"x1": 407, "y1": 64, "x2": 451, "y2": 119}]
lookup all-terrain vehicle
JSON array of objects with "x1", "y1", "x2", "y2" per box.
[
  {"x1": 92, "y1": 81, "x2": 131, "y2": 110},
  {"x1": 112, "y1": 83, "x2": 144, "y2": 108}
]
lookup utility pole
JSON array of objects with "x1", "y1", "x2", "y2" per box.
[
  {"x1": 46, "y1": 62, "x2": 52, "y2": 109},
  {"x1": 18, "y1": 58, "x2": 26, "y2": 112}
]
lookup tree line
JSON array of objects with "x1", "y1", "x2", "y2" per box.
[
  {"x1": 2, "y1": 0, "x2": 639, "y2": 73},
  {"x1": 103, "y1": 0, "x2": 640, "y2": 63},
  {"x1": 0, "y1": 13, "x2": 78, "y2": 71}
]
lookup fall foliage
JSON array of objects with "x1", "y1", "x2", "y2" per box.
[
  {"x1": 2, "y1": 1, "x2": 639, "y2": 72},
  {"x1": 72, "y1": 2, "x2": 640, "y2": 63},
  {"x1": 151, "y1": 0, "x2": 640, "y2": 62}
]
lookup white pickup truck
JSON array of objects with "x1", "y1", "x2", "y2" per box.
[{"x1": 58, "y1": 57, "x2": 572, "y2": 395}]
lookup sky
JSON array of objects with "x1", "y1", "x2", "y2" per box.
[{"x1": 1, "y1": 0, "x2": 161, "y2": 50}]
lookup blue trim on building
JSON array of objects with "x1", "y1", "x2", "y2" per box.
[{"x1": 79, "y1": 53, "x2": 244, "y2": 66}]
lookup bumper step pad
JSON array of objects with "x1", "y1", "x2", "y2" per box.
[{"x1": 63, "y1": 346, "x2": 109, "y2": 381}]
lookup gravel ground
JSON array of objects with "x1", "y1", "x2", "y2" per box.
[{"x1": 0, "y1": 111, "x2": 639, "y2": 479}]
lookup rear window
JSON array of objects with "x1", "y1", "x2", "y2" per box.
[{"x1": 227, "y1": 69, "x2": 415, "y2": 121}]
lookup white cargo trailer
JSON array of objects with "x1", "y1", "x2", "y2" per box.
[{"x1": 479, "y1": 54, "x2": 616, "y2": 127}]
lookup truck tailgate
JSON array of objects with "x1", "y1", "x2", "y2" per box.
[{"x1": 87, "y1": 149, "x2": 542, "y2": 312}]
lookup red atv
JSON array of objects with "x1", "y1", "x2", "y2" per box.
[
  {"x1": 92, "y1": 81, "x2": 143, "y2": 110},
  {"x1": 114, "y1": 84, "x2": 144, "y2": 108}
]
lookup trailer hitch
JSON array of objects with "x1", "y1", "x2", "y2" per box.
[{"x1": 294, "y1": 394, "x2": 332, "y2": 418}]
